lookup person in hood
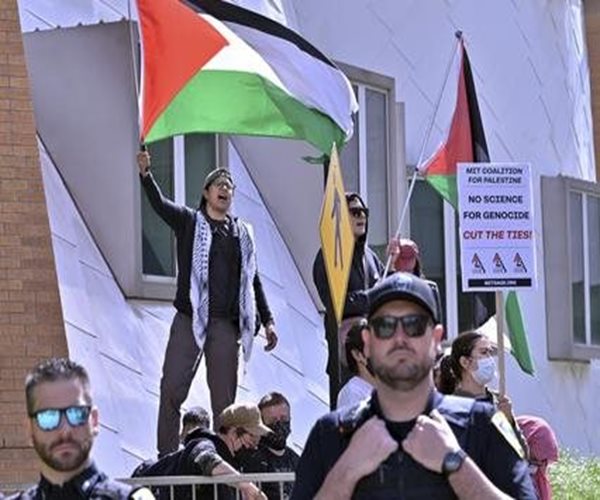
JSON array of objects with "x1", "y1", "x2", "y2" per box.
[
  {"x1": 237, "y1": 392, "x2": 299, "y2": 499},
  {"x1": 313, "y1": 192, "x2": 385, "y2": 409},
  {"x1": 516, "y1": 415, "x2": 559, "y2": 500},
  {"x1": 137, "y1": 151, "x2": 278, "y2": 457}
]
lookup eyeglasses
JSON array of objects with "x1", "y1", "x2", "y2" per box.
[
  {"x1": 349, "y1": 207, "x2": 369, "y2": 218},
  {"x1": 369, "y1": 314, "x2": 431, "y2": 339},
  {"x1": 30, "y1": 405, "x2": 91, "y2": 432},
  {"x1": 213, "y1": 179, "x2": 235, "y2": 191}
]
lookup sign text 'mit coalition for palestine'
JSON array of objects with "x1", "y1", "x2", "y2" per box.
[{"x1": 466, "y1": 165, "x2": 524, "y2": 185}]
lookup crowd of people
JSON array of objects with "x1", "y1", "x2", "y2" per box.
[{"x1": 6, "y1": 156, "x2": 560, "y2": 499}]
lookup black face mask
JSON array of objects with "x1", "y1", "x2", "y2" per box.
[{"x1": 261, "y1": 420, "x2": 291, "y2": 451}]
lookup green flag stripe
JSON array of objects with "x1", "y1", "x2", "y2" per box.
[
  {"x1": 505, "y1": 291, "x2": 535, "y2": 375},
  {"x1": 425, "y1": 174, "x2": 458, "y2": 208},
  {"x1": 145, "y1": 69, "x2": 345, "y2": 153}
]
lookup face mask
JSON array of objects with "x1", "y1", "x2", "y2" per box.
[
  {"x1": 471, "y1": 356, "x2": 496, "y2": 386},
  {"x1": 261, "y1": 420, "x2": 291, "y2": 451}
]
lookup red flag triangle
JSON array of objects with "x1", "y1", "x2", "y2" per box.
[
  {"x1": 422, "y1": 49, "x2": 473, "y2": 177},
  {"x1": 137, "y1": 0, "x2": 228, "y2": 139}
]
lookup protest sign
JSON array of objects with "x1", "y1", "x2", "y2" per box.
[{"x1": 458, "y1": 163, "x2": 536, "y2": 291}]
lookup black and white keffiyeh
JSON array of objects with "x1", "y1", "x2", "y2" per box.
[{"x1": 189, "y1": 212, "x2": 257, "y2": 361}]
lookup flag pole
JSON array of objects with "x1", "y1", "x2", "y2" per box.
[
  {"x1": 380, "y1": 32, "x2": 464, "y2": 281},
  {"x1": 496, "y1": 291, "x2": 506, "y2": 396},
  {"x1": 126, "y1": 0, "x2": 146, "y2": 150}
]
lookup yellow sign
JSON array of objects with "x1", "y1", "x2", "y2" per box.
[{"x1": 319, "y1": 144, "x2": 355, "y2": 325}]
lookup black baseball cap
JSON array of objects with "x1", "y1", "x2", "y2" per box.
[{"x1": 367, "y1": 273, "x2": 441, "y2": 323}]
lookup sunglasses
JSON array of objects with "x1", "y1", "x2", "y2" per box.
[
  {"x1": 349, "y1": 207, "x2": 369, "y2": 218},
  {"x1": 30, "y1": 405, "x2": 91, "y2": 432},
  {"x1": 369, "y1": 314, "x2": 431, "y2": 339}
]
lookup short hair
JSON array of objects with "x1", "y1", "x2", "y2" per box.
[
  {"x1": 258, "y1": 392, "x2": 290, "y2": 412},
  {"x1": 182, "y1": 406, "x2": 210, "y2": 431},
  {"x1": 25, "y1": 358, "x2": 91, "y2": 415},
  {"x1": 345, "y1": 319, "x2": 368, "y2": 375}
]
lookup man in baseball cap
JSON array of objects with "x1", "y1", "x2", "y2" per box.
[{"x1": 293, "y1": 272, "x2": 535, "y2": 499}]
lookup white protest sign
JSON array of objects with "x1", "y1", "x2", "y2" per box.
[{"x1": 457, "y1": 163, "x2": 536, "y2": 291}]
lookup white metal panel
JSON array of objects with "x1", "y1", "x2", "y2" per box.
[{"x1": 18, "y1": 0, "x2": 131, "y2": 32}]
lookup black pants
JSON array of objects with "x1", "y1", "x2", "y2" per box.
[{"x1": 157, "y1": 313, "x2": 240, "y2": 455}]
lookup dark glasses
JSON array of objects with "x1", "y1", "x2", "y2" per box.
[
  {"x1": 369, "y1": 314, "x2": 431, "y2": 339},
  {"x1": 349, "y1": 207, "x2": 369, "y2": 218},
  {"x1": 30, "y1": 405, "x2": 91, "y2": 432}
]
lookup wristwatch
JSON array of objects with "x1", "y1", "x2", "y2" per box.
[{"x1": 441, "y1": 449, "x2": 467, "y2": 476}]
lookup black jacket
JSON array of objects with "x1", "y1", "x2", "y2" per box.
[
  {"x1": 7, "y1": 463, "x2": 148, "y2": 499},
  {"x1": 313, "y1": 239, "x2": 384, "y2": 322},
  {"x1": 292, "y1": 391, "x2": 537, "y2": 500}
]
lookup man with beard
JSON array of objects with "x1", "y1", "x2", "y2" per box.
[
  {"x1": 292, "y1": 273, "x2": 536, "y2": 499},
  {"x1": 8, "y1": 358, "x2": 153, "y2": 499},
  {"x1": 313, "y1": 192, "x2": 384, "y2": 409},
  {"x1": 238, "y1": 393, "x2": 299, "y2": 499}
]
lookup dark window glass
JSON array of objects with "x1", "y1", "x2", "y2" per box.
[
  {"x1": 587, "y1": 195, "x2": 600, "y2": 345},
  {"x1": 570, "y1": 191, "x2": 585, "y2": 343},
  {"x1": 185, "y1": 134, "x2": 216, "y2": 208},
  {"x1": 410, "y1": 181, "x2": 446, "y2": 325}
]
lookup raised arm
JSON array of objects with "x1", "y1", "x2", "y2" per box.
[{"x1": 137, "y1": 150, "x2": 188, "y2": 231}]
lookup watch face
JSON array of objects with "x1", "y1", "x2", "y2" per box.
[{"x1": 443, "y1": 450, "x2": 465, "y2": 475}]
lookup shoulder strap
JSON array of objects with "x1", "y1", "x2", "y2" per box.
[{"x1": 338, "y1": 398, "x2": 376, "y2": 437}]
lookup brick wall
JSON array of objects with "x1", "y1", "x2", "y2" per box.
[{"x1": 0, "y1": 0, "x2": 67, "y2": 487}]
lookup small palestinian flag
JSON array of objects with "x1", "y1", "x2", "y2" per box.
[
  {"x1": 136, "y1": 0, "x2": 358, "y2": 154},
  {"x1": 419, "y1": 38, "x2": 534, "y2": 375}
]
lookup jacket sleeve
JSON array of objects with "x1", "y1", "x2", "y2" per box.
[
  {"x1": 473, "y1": 405, "x2": 538, "y2": 500},
  {"x1": 314, "y1": 249, "x2": 369, "y2": 318},
  {"x1": 312, "y1": 250, "x2": 330, "y2": 310},
  {"x1": 140, "y1": 173, "x2": 188, "y2": 232},
  {"x1": 291, "y1": 419, "x2": 332, "y2": 500},
  {"x1": 254, "y1": 273, "x2": 274, "y2": 326}
]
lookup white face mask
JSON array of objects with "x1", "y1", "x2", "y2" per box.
[{"x1": 471, "y1": 356, "x2": 496, "y2": 386}]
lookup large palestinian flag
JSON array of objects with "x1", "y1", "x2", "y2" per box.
[
  {"x1": 136, "y1": 0, "x2": 358, "y2": 154},
  {"x1": 419, "y1": 39, "x2": 535, "y2": 375}
]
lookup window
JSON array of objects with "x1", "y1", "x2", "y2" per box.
[
  {"x1": 339, "y1": 76, "x2": 392, "y2": 259},
  {"x1": 543, "y1": 175, "x2": 600, "y2": 361},
  {"x1": 141, "y1": 134, "x2": 218, "y2": 279}
]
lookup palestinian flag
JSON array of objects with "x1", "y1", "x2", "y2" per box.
[
  {"x1": 418, "y1": 40, "x2": 488, "y2": 208},
  {"x1": 419, "y1": 39, "x2": 535, "y2": 375},
  {"x1": 136, "y1": 0, "x2": 358, "y2": 154}
]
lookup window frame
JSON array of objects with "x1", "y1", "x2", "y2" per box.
[
  {"x1": 336, "y1": 62, "x2": 399, "y2": 259},
  {"x1": 542, "y1": 174, "x2": 600, "y2": 361}
]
